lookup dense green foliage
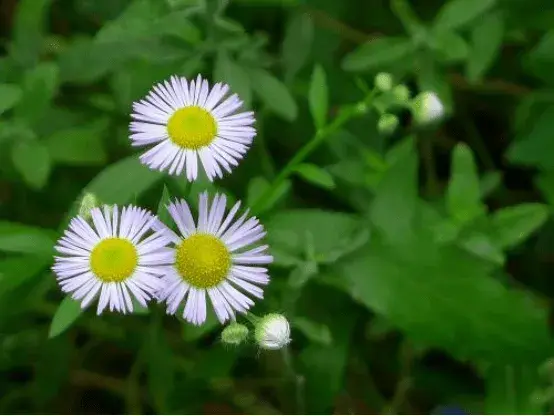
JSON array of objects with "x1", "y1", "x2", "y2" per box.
[{"x1": 2, "y1": 0, "x2": 554, "y2": 413}]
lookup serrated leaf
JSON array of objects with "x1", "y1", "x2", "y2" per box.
[
  {"x1": 434, "y1": 0, "x2": 496, "y2": 31},
  {"x1": 85, "y1": 155, "x2": 163, "y2": 204},
  {"x1": 370, "y1": 137, "x2": 418, "y2": 243},
  {"x1": 466, "y1": 11, "x2": 505, "y2": 82},
  {"x1": 282, "y1": 12, "x2": 314, "y2": 81},
  {"x1": 308, "y1": 65, "x2": 328, "y2": 129},
  {"x1": 342, "y1": 37, "x2": 414, "y2": 72},
  {"x1": 490, "y1": 203, "x2": 549, "y2": 249},
  {"x1": 11, "y1": 140, "x2": 51, "y2": 189},
  {"x1": 49, "y1": 296, "x2": 83, "y2": 338},
  {"x1": 46, "y1": 120, "x2": 108, "y2": 165},
  {"x1": 0, "y1": 84, "x2": 22, "y2": 116},
  {"x1": 294, "y1": 163, "x2": 335, "y2": 189},
  {"x1": 446, "y1": 143, "x2": 486, "y2": 224},
  {"x1": 329, "y1": 237, "x2": 552, "y2": 364},
  {"x1": 250, "y1": 69, "x2": 297, "y2": 121}
]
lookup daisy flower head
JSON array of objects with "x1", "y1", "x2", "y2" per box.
[
  {"x1": 156, "y1": 192, "x2": 273, "y2": 326},
  {"x1": 52, "y1": 205, "x2": 173, "y2": 314},
  {"x1": 130, "y1": 74, "x2": 256, "y2": 182}
]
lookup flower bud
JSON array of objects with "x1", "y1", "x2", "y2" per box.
[
  {"x1": 412, "y1": 91, "x2": 444, "y2": 124},
  {"x1": 374, "y1": 72, "x2": 393, "y2": 91},
  {"x1": 78, "y1": 193, "x2": 99, "y2": 221},
  {"x1": 221, "y1": 323, "x2": 249, "y2": 346},
  {"x1": 392, "y1": 84, "x2": 410, "y2": 103},
  {"x1": 254, "y1": 313, "x2": 291, "y2": 350},
  {"x1": 377, "y1": 113, "x2": 399, "y2": 135}
]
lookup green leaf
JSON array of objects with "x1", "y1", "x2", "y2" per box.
[
  {"x1": 0, "y1": 256, "x2": 51, "y2": 295},
  {"x1": 484, "y1": 365, "x2": 544, "y2": 414},
  {"x1": 9, "y1": 0, "x2": 52, "y2": 66},
  {"x1": 213, "y1": 52, "x2": 252, "y2": 107},
  {"x1": 466, "y1": 11, "x2": 505, "y2": 82},
  {"x1": 156, "y1": 185, "x2": 172, "y2": 225},
  {"x1": 11, "y1": 140, "x2": 51, "y2": 189},
  {"x1": 370, "y1": 137, "x2": 418, "y2": 244},
  {"x1": 416, "y1": 53, "x2": 454, "y2": 113},
  {"x1": 282, "y1": 11, "x2": 314, "y2": 81},
  {"x1": 434, "y1": 0, "x2": 496, "y2": 31},
  {"x1": 85, "y1": 155, "x2": 163, "y2": 204},
  {"x1": 308, "y1": 64, "x2": 328, "y2": 129},
  {"x1": 490, "y1": 203, "x2": 549, "y2": 249},
  {"x1": 49, "y1": 297, "x2": 83, "y2": 338},
  {"x1": 0, "y1": 84, "x2": 22, "y2": 116},
  {"x1": 341, "y1": 37, "x2": 414, "y2": 72},
  {"x1": 147, "y1": 317, "x2": 175, "y2": 413},
  {"x1": 45, "y1": 120, "x2": 108, "y2": 165},
  {"x1": 295, "y1": 317, "x2": 332, "y2": 345},
  {"x1": 446, "y1": 143, "x2": 486, "y2": 224},
  {"x1": 14, "y1": 62, "x2": 59, "y2": 126},
  {"x1": 458, "y1": 231, "x2": 505, "y2": 265},
  {"x1": 430, "y1": 30, "x2": 469, "y2": 63},
  {"x1": 329, "y1": 237, "x2": 552, "y2": 364},
  {"x1": 248, "y1": 176, "x2": 291, "y2": 215},
  {"x1": 265, "y1": 210, "x2": 367, "y2": 265},
  {"x1": 294, "y1": 163, "x2": 335, "y2": 189},
  {"x1": 250, "y1": 69, "x2": 298, "y2": 121},
  {"x1": 0, "y1": 223, "x2": 54, "y2": 257},
  {"x1": 506, "y1": 106, "x2": 554, "y2": 169}
]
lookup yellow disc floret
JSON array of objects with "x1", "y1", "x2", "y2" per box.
[
  {"x1": 175, "y1": 233, "x2": 231, "y2": 288},
  {"x1": 90, "y1": 238, "x2": 138, "y2": 282},
  {"x1": 167, "y1": 106, "x2": 217, "y2": 149}
]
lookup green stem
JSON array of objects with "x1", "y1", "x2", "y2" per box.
[
  {"x1": 282, "y1": 346, "x2": 305, "y2": 415},
  {"x1": 251, "y1": 94, "x2": 376, "y2": 214}
]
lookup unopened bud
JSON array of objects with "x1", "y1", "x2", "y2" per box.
[
  {"x1": 221, "y1": 323, "x2": 249, "y2": 346},
  {"x1": 374, "y1": 72, "x2": 393, "y2": 91},
  {"x1": 412, "y1": 91, "x2": 444, "y2": 124},
  {"x1": 255, "y1": 313, "x2": 291, "y2": 350},
  {"x1": 377, "y1": 113, "x2": 399, "y2": 135},
  {"x1": 392, "y1": 84, "x2": 410, "y2": 103},
  {"x1": 78, "y1": 193, "x2": 99, "y2": 221}
]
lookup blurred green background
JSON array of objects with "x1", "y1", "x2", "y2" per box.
[{"x1": 4, "y1": 0, "x2": 554, "y2": 413}]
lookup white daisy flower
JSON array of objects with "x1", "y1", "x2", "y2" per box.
[
  {"x1": 52, "y1": 205, "x2": 173, "y2": 314},
  {"x1": 130, "y1": 74, "x2": 256, "y2": 181},
  {"x1": 255, "y1": 313, "x2": 291, "y2": 350},
  {"x1": 156, "y1": 192, "x2": 273, "y2": 325}
]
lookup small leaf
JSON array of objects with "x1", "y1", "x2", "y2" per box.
[
  {"x1": 11, "y1": 140, "x2": 51, "y2": 189},
  {"x1": 0, "y1": 222, "x2": 55, "y2": 257},
  {"x1": 10, "y1": 0, "x2": 52, "y2": 66},
  {"x1": 156, "y1": 185, "x2": 172, "y2": 225},
  {"x1": 213, "y1": 52, "x2": 252, "y2": 107},
  {"x1": 46, "y1": 120, "x2": 108, "y2": 165},
  {"x1": 459, "y1": 231, "x2": 505, "y2": 265},
  {"x1": 430, "y1": 30, "x2": 469, "y2": 63},
  {"x1": 490, "y1": 203, "x2": 549, "y2": 249},
  {"x1": 282, "y1": 12, "x2": 314, "y2": 81},
  {"x1": 446, "y1": 143, "x2": 486, "y2": 224},
  {"x1": 250, "y1": 69, "x2": 298, "y2": 121},
  {"x1": 294, "y1": 163, "x2": 335, "y2": 189},
  {"x1": 0, "y1": 84, "x2": 22, "y2": 116},
  {"x1": 85, "y1": 155, "x2": 163, "y2": 204},
  {"x1": 466, "y1": 11, "x2": 505, "y2": 82},
  {"x1": 14, "y1": 62, "x2": 59, "y2": 126},
  {"x1": 434, "y1": 0, "x2": 497, "y2": 31},
  {"x1": 295, "y1": 317, "x2": 332, "y2": 345},
  {"x1": 49, "y1": 296, "x2": 83, "y2": 338},
  {"x1": 342, "y1": 37, "x2": 414, "y2": 72},
  {"x1": 308, "y1": 64, "x2": 328, "y2": 129}
]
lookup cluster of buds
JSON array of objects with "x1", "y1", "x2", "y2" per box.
[
  {"x1": 372, "y1": 72, "x2": 444, "y2": 136},
  {"x1": 220, "y1": 313, "x2": 291, "y2": 351}
]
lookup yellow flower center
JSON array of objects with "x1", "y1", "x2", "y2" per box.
[
  {"x1": 166, "y1": 106, "x2": 217, "y2": 149},
  {"x1": 175, "y1": 233, "x2": 231, "y2": 289},
  {"x1": 90, "y1": 238, "x2": 138, "y2": 283}
]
